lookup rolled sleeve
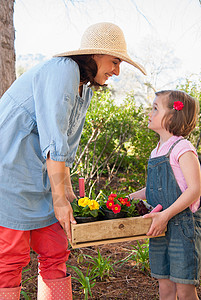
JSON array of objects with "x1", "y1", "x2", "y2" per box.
[{"x1": 33, "y1": 57, "x2": 80, "y2": 161}]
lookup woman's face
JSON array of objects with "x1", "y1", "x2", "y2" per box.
[{"x1": 93, "y1": 54, "x2": 121, "y2": 85}]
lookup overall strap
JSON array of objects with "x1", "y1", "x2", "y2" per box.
[{"x1": 166, "y1": 138, "x2": 184, "y2": 158}]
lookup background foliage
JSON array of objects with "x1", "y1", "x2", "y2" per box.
[{"x1": 72, "y1": 77, "x2": 201, "y2": 197}]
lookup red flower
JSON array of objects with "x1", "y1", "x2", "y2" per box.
[
  {"x1": 110, "y1": 193, "x2": 117, "y2": 198},
  {"x1": 173, "y1": 101, "x2": 184, "y2": 111},
  {"x1": 106, "y1": 200, "x2": 114, "y2": 210},
  {"x1": 112, "y1": 204, "x2": 121, "y2": 214},
  {"x1": 118, "y1": 197, "x2": 127, "y2": 205},
  {"x1": 125, "y1": 198, "x2": 131, "y2": 207},
  {"x1": 102, "y1": 193, "x2": 131, "y2": 215}
]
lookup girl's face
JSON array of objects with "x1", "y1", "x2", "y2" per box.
[
  {"x1": 148, "y1": 96, "x2": 167, "y2": 134},
  {"x1": 93, "y1": 54, "x2": 121, "y2": 85}
]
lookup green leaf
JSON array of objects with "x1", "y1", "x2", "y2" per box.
[{"x1": 89, "y1": 210, "x2": 98, "y2": 217}]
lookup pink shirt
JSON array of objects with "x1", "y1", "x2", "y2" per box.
[{"x1": 151, "y1": 135, "x2": 200, "y2": 213}]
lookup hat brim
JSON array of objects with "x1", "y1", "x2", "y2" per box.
[{"x1": 54, "y1": 49, "x2": 146, "y2": 75}]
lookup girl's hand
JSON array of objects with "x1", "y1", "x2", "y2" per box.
[
  {"x1": 143, "y1": 211, "x2": 168, "y2": 236},
  {"x1": 54, "y1": 197, "x2": 76, "y2": 241}
]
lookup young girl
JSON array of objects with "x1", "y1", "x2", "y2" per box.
[
  {"x1": 0, "y1": 22, "x2": 146, "y2": 299},
  {"x1": 129, "y1": 90, "x2": 201, "y2": 300}
]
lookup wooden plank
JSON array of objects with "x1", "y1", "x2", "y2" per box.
[
  {"x1": 70, "y1": 232, "x2": 165, "y2": 249},
  {"x1": 70, "y1": 216, "x2": 167, "y2": 249},
  {"x1": 71, "y1": 216, "x2": 152, "y2": 243}
]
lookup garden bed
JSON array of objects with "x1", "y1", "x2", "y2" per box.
[{"x1": 21, "y1": 241, "x2": 201, "y2": 299}]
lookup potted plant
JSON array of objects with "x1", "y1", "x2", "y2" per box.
[
  {"x1": 98, "y1": 193, "x2": 132, "y2": 219},
  {"x1": 71, "y1": 197, "x2": 101, "y2": 223},
  {"x1": 98, "y1": 192, "x2": 154, "y2": 219},
  {"x1": 126, "y1": 199, "x2": 152, "y2": 217}
]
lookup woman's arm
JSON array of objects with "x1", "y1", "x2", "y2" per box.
[
  {"x1": 46, "y1": 156, "x2": 76, "y2": 241},
  {"x1": 64, "y1": 167, "x2": 77, "y2": 203},
  {"x1": 145, "y1": 151, "x2": 201, "y2": 236}
]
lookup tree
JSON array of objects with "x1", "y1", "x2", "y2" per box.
[{"x1": 0, "y1": 0, "x2": 15, "y2": 97}]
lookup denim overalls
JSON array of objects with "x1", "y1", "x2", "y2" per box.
[{"x1": 146, "y1": 139, "x2": 201, "y2": 286}]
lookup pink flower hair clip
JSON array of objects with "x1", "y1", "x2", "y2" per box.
[{"x1": 173, "y1": 101, "x2": 184, "y2": 111}]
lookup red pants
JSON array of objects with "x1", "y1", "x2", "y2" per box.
[{"x1": 0, "y1": 222, "x2": 70, "y2": 288}]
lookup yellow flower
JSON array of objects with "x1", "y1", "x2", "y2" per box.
[
  {"x1": 78, "y1": 197, "x2": 91, "y2": 207},
  {"x1": 88, "y1": 200, "x2": 100, "y2": 211},
  {"x1": 83, "y1": 198, "x2": 90, "y2": 206},
  {"x1": 78, "y1": 198, "x2": 86, "y2": 207}
]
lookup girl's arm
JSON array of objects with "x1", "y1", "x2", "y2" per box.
[
  {"x1": 164, "y1": 151, "x2": 201, "y2": 219},
  {"x1": 129, "y1": 187, "x2": 146, "y2": 200},
  {"x1": 46, "y1": 156, "x2": 76, "y2": 241},
  {"x1": 145, "y1": 151, "x2": 201, "y2": 236}
]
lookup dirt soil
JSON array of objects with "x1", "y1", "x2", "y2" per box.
[{"x1": 21, "y1": 241, "x2": 201, "y2": 300}]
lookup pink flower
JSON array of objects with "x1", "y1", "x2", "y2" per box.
[{"x1": 173, "y1": 101, "x2": 184, "y2": 111}]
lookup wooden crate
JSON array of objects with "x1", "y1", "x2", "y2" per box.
[{"x1": 70, "y1": 216, "x2": 166, "y2": 249}]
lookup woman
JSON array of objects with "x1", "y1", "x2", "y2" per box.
[{"x1": 0, "y1": 22, "x2": 146, "y2": 299}]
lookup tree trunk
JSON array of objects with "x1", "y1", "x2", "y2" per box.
[{"x1": 0, "y1": 0, "x2": 15, "y2": 98}]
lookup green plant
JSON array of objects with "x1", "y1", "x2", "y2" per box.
[
  {"x1": 71, "y1": 197, "x2": 100, "y2": 217},
  {"x1": 67, "y1": 265, "x2": 96, "y2": 300},
  {"x1": 127, "y1": 199, "x2": 152, "y2": 217},
  {"x1": 73, "y1": 89, "x2": 158, "y2": 193},
  {"x1": 81, "y1": 249, "x2": 115, "y2": 281},
  {"x1": 20, "y1": 290, "x2": 32, "y2": 300},
  {"x1": 126, "y1": 200, "x2": 140, "y2": 217},
  {"x1": 133, "y1": 240, "x2": 150, "y2": 272},
  {"x1": 115, "y1": 240, "x2": 150, "y2": 273},
  {"x1": 21, "y1": 268, "x2": 37, "y2": 300}
]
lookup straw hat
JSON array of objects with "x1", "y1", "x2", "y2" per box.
[{"x1": 54, "y1": 22, "x2": 146, "y2": 75}]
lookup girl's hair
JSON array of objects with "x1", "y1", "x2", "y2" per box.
[
  {"x1": 69, "y1": 54, "x2": 105, "y2": 87},
  {"x1": 155, "y1": 90, "x2": 199, "y2": 137}
]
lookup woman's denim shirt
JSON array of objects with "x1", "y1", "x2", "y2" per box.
[{"x1": 0, "y1": 57, "x2": 93, "y2": 230}]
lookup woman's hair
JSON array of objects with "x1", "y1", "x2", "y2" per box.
[
  {"x1": 69, "y1": 54, "x2": 105, "y2": 87},
  {"x1": 155, "y1": 90, "x2": 199, "y2": 137}
]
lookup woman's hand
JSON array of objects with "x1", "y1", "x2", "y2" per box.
[
  {"x1": 46, "y1": 157, "x2": 77, "y2": 241},
  {"x1": 53, "y1": 196, "x2": 76, "y2": 241},
  {"x1": 143, "y1": 211, "x2": 168, "y2": 237}
]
